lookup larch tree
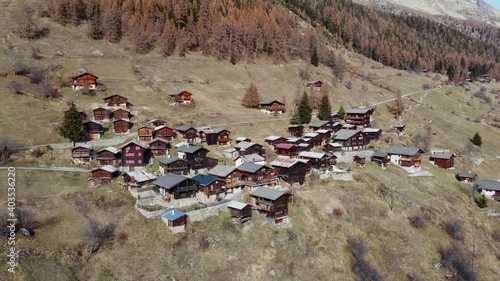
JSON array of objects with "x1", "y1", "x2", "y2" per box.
[
  {"x1": 389, "y1": 91, "x2": 404, "y2": 118},
  {"x1": 87, "y1": 0, "x2": 103, "y2": 40},
  {"x1": 17, "y1": 4, "x2": 40, "y2": 39},
  {"x1": 60, "y1": 102, "x2": 85, "y2": 145},
  {"x1": 318, "y1": 94, "x2": 332, "y2": 121},
  {"x1": 333, "y1": 53, "x2": 347, "y2": 81},
  {"x1": 241, "y1": 83, "x2": 261, "y2": 108},
  {"x1": 103, "y1": 4, "x2": 122, "y2": 43}
]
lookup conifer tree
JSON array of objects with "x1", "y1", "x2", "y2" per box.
[
  {"x1": 311, "y1": 47, "x2": 319, "y2": 67},
  {"x1": 295, "y1": 91, "x2": 313, "y2": 124},
  {"x1": 290, "y1": 109, "x2": 302, "y2": 125},
  {"x1": 447, "y1": 64, "x2": 456, "y2": 80},
  {"x1": 337, "y1": 104, "x2": 346, "y2": 120},
  {"x1": 318, "y1": 94, "x2": 332, "y2": 121},
  {"x1": 60, "y1": 102, "x2": 85, "y2": 145},
  {"x1": 241, "y1": 83, "x2": 261, "y2": 108},
  {"x1": 472, "y1": 132, "x2": 482, "y2": 147}
]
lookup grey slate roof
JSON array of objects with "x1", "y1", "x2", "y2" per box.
[
  {"x1": 299, "y1": 151, "x2": 325, "y2": 159},
  {"x1": 346, "y1": 107, "x2": 373, "y2": 114},
  {"x1": 176, "y1": 144, "x2": 204, "y2": 154},
  {"x1": 175, "y1": 125, "x2": 195, "y2": 132},
  {"x1": 333, "y1": 129, "x2": 360, "y2": 140},
  {"x1": 154, "y1": 173, "x2": 189, "y2": 190},
  {"x1": 158, "y1": 156, "x2": 185, "y2": 165},
  {"x1": 148, "y1": 137, "x2": 170, "y2": 145},
  {"x1": 97, "y1": 146, "x2": 119, "y2": 154},
  {"x1": 236, "y1": 163, "x2": 266, "y2": 174},
  {"x1": 310, "y1": 120, "x2": 330, "y2": 127},
  {"x1": 208, "y1": 165, "x2": 236, "y2": 178},
  {"x1": 92, "y1": 165, "x2": 118, "y2": 173},
  {"x1": 168, "y1": 89, "x2": 189, "y2": 96},
  {"x1": 431, "y1": 152, "x2": 454, "y2": 160},
  {"x1": 363, "y1": 128, "x2": 381, "y2": 133},
  {"x1": 227, "y1": 201, "x2": 249, "y2": 210},
  {"x1": 238, "y1": 154, "x2": 265, "y2": 163},
  {"x1": 235, "y1": 141, "x2": 258, "y2": 150},
  {"x1": 250, "y1": 187, "x2": 285, "y2": 201},
  {"x1": 119, "y1": 140, "x2": 147, "y2": 149},
  {"x1": 457, "y1": 171, "x2": 476, "y2": 178},
  {"x1": 259, "y1": 99, "x2": 283, "y2": 105},
  {"x1": 73, "y1": 143, "x2": 93, "y2": 149},
  {"x1": 371, "y1": 151, "x2": 388, "y2": 158},
  {"x1": 235, "y1": 137, "x2": 250, "y2": 142},
  {"x1": 478, "y1": 180, "x2": 500, "y2": 191},
  {"x1": 271, "y1": 157, "x2": 303, "y2": 168},
  {"x1": 387, "y1": 146, "x2": 423, "y2": 156},
  {"x1": 126, "y1": 170, "x2": 157, "y2": 183},
  {"x1": 265, "y1": 135, "x2": 283, "y2": 141}
]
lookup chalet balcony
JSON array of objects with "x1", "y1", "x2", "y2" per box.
[
  {"x1": 226, "y1": 178, "x2": 277, "y2": 188},
  {"x1": 346, "y1": 116, "x2": 368, "y2": 120},
  {"x1": 73, "y1": 153, "x2": 90, "y2": 158}
]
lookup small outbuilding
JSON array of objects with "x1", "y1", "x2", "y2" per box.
[
  {"x1": 91, "y1": 165, "x2": 118, "y2": 185},
  {"x1": 227, "y1": 201, "x2": 252, "y2": 223},
  {"x1": 161, "y1": 209, "x2": 188, "y2": 233},
  {"x1": 455, "y1": 171, "x2": 477, "y2": 183}
]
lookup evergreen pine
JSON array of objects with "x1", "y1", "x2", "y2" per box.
[
  {"x1": 472, "y1": 132, "x2": 482, "y2": 147},
  {"x1": 337, "y1": 104, "x2": 346, "y2": 120},
  {"x1": 318, "y1": 94, "x2": 332, "y2": 121},
  {"x1": 230, "y1": 53, "x2": 236, "y2": 65},
  {"x1": 476, "y1": 194, "x2": 488, "y2": 208},
  {"x1": 290, "y1": 109, "x2": 302, "y2": 125},
  {"x1": 60, "y1": 102, "x2": 85, "y2": 145},
  {"x1": 447, "y1": 64, "x2": 456, "y2": 80},
  {"x1": 311, "y1": 47, "x2": 319, "y2": 67},
  {"x1": 297, "y1": 91, "x2": 313, "y2": 124}
]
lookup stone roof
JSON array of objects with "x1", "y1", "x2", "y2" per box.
[
  {"x1": 154, "y1": 173, "x2": 189, "y2": 190},
  {"x1": 478, "y1": 180, "x2": 500, "y2": 192},
  {"x1": 227, "y1": 201, "x2": 249, "y2": 210},
  {"x1": 250, "y1": 187, "x2": 285, "y2": 201},
  {"x1": 387, "y1": 146, "x2": 423, "y2": 156},
  {"x1": 125, "y1": 170, "x2": 157, "y2": 183},
  {"x1": 236, "y1": 163, "x2": 266, "y2": 174},
  {"x1": 208, "y1": 165, "x2": 236, "y2": 178},
  {"x1": 299, "y1": 151, "x2": 325, "y2": 159},
  {"x1": 346, "y1": 107, "x2": 373, "y2": 114},
  {"x1": 158, "y1": 156, "x2": 185, "y2": 165},
  {"x1": 270, "y1": 157, "x2": 303, "y2": 168},
  {"x1": 333, "y1": 129, "x2": 360, "y2": 140},
  {"x1": 431, "y1": 152, "x2": 454, "y2": 160}
]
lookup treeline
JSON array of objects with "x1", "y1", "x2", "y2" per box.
[
  {"x1": 39, "y1": 0, "x2": 315, "y2": 62},
  {"x1": 283, "y1": 0, "x2": 500, "y2": 79}
]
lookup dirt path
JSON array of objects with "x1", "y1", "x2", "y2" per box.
[
  {"x1": 369, "y1": 86, "x2": 444, "y2": 107},
  {"x1": 0, "y1": 166, "x2": 90, "y2": 172}
]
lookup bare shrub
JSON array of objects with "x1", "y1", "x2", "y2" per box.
[
  {"x1": 345, "y1": 81, "x2": 353, "y2": 90},
  {"x1": 347, "y1": 237, "x2": 367, "y2": 259},
  {"x1": 287, "y1": 230, "x2": 298, "y2": 243},
  {"x1": 298, "y1": 68, "x2": 310, "y2": 81},
  {"x1": 16, "y1": 204, "x2": 37, "y2": 233},
  {"x1": 116, "y1": 231, "x2": 128, "y2": 245},
  {"x1": 333, "y1": 208, "x2": 344, "y2": 217},
  {"x1": 9, "y1": 81, "x2": 25, "y2": 95},
  {"x1": 222, "y1": 219, "x2": 237, "y2": 233},
  {"x1": 83, "y1": 218, "x2": 116, "y2": 254},
  {"x1": 0, "y1": 213, "x2": 9, "y2": 237},
  {"x1": 29, "y1": 68, "x2": 46, "y2": 84},
  {"x1": 492, "y1": 230, "x2": 500, "y2": 242},
  {"x1": 31, "y1": 47, "x2": 42, "y2": 59},
  {"x1": 410, "y1": 215, "x2": 426, "y2": 228},
  {"x1": 30, "y1": 147, "x2": 46, "y2": 158},
  {"x1": 444, "y1": 221, "x2": 465, "y2": 241},
  {"x1": 307, "y1": 170, "x2": 320, "y2": 185},
  {"x1": 422, "y1": 83, "x2": 431, "y2": 90},
  {"x1": 12, "y1": 60, "x2": 30, "y2": 76},
  {"x1": 439, "y1": 244, "x2": 477, "y2": 281},
  {"x1": 0, "y1": 137, "x2": 20, "y2": 163},
  {"x1": 199, "y1": 235, "x2": 210, "y2": 250},
  {"x1": 347, "y1": 237, "x2": 384, "y2": 281}
]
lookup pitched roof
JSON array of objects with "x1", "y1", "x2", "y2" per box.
[
  {"x1": 287, "y1": 138, "x2": 301, "y2": 143},
  {"x1": 478, "y1": 180, "x2": 500, "y2": 191},
  {"x1": 91, "y1": 165, "x2": 118, "y2": 173},
  {"x1": 316, "y1": 129, "x2": 330, "y2": 134},
  {"x1": 250, "y1": 187, "x2": 285, "y2": 201},
  {"x1": 259, "y1": 99, "x2": 284, "y2": 105},
  {"x1": 363, "y1": 128, "x2": 381, "y2": 133},
  {"x1": 387, "y1": 146, "x2": 423, "y2": 156},
  {"x1": 457, "y1": 171, "x2": 476, "y2": 178},
  {"x1": 307, "y1": 80, "x2": 322, "y2": 85},
  {"x1": 154, "y1": 173, "x2": 189, "y2": 190},
  {"x1": 97, "y1": 146, "x2": 119, "y2": 154},
  {"x1": 84, "y1": 120, "x2": 104, "y2": 126},
  {"x1": 72, "y1": 72, "x2": 98, "y2": 79},
  {"x1": 158, "y1": 156, "x2": 186, "y2": 165},
  {"x1": 153, "y1": 125, "x2": 173, "y2": 132},
  {"x1": 304, "y1": 132, "x2": 319, "y2": 138},
  {"x1": 168, "y1": 89, "x2": 192, "y2": 96},
  {"x1": 235, "y1": 137, "x2": 250, "y2": 142},
  {"x1": 198, "y1": 127, "x2": 228, "y2": 134},
  {"x1": 431, "y1": 152, "x2": 454, "y2": 160},
  {"x1": 288, "y1": 124, "x2": 303, "y2": 128},
  {"x1": 298, "y1": 143, "x2": 311, "y2": 148},
  {"x1": 270, "y1": 157, "x2": 303, "y2": 168},
  {"x1": 114, "y1": 118, "x2": 131, "y2": 123},
  {"x1": 125, "y1": 170, "x2": 156, "y2": 183},
  {"x1": 103, "y1": 94, "x2": 127, "y2": 101},
  {"x1": 333, "y1": 129, "x2": 360, "y2": 140},
  {"x1": 174, "y1": 142, "x2": 189, "y2": 148},
  {"x1": 310, "y1": 120, "x2": 331, "y2": 127},
  {"x1": 148, "y1": 137, "x2": 170, "y2": 145},
  {"x1": 175, "y1": 125, "x2": 195, "y2": 132},
  {"x1": 238, "y1": 154, "x2": 265, "y2": 163},
  {"x1": 176, "y1": 144, "x2": 205, "y2": 154},
  {"x1": 346, "y1": 107, "x2": 373, "y2": 114},
  {"x1": 236, "y1": 163, "x2": 266, "y2": 174},
  {"x1": 275, "y1": 143, "x2": 295, "y2": 150},
  {"x1": 112, "y1": 108, "x2": 130, "y2": 113},
  {"x1": 325, "y1": 142, "x2": 343, "y2": 147},
  {"x1": 192, "y1": 174, "x2": 218, "y2": 186},
  {"x1": 299, "y1": 151, "x2": 326, "y2": 159},
  {"x1": 208, "y1": 165, "x2": 236, "y2": 178},
  {"x1": 265, "y1": 135, "x2": 283, "y2": 141},
  {"x1": 394, "y1": 124, "x2": 405, "y2": 128},
  {"x1": 235, "y1": 141, "x2": 259, "y2": 150},
  {"x1": 371, "y1": 151, "x2": 388, "y2": 158},
  {"x1": 119, "y1": 140, "x2": 147, "y2": 149},
  {"x1": 73, "y1": 143, "x2": 93, "y2": 149},
  {"x1": 161, "y1": 209, "x2": 186, "y2": 221},
  {"x1": 227, "y1": 201, "x2": 249, "y2": 210},
  {"x1": 92, "y1": 106, "x2": 108, "y2": 112}
]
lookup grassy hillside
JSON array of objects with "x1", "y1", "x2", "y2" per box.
[{"x1": 0, "y1": 1, "x2": 500, "y2": 280}]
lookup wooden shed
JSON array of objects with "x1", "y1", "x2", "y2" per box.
[
  {"x1": 72, "y1": 144, "x2": 93, "y2": 164},
  {"x1": 148, "y1": 138, "x2": 170, "y2": 157},
  {"x1": 161, "y1": 209, "x2": 188, "y2": 233},
  {"x1": 112, "y1": 108, "x2": 131, "y2": 120},
  {"x1": 92, "y1": 107, "x2": 109, "y2": 121},
  {"x1": 227, "y1": 201, "x2": 252, "y2": 223},
  {"x1": 138, "y1": 125, "x2": 153, "y2": 141},
  {"x1": 104, "y1": 94, "x2": 128, "y2": 108},
  {"x1": 72, "y1": 72, "x2": 98, "y2": 90},
  {"x1": 430, "y1": 152, "x2": 455, "y2": 169},
  {"x1": 95, "y1": 146, "x2": 120, "y2": 166},
  {"x1": 113, "y1": 118, "x2": 132, "y2": 134},
  {"x1": 91, "y1": 165, "x2": 118, "y2": 185}
]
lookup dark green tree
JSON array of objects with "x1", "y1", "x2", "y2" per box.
[
  {"x1": 88, "y1": 0, "x2": 103, "y2": 40},
  {"x1": 318, "y1": 94, "x2": 332, "y2": 121},
  {"x1": 337, "y1": 104, "x2": 346, "y2": 120},
  {"x1": 476, "y1": 193, "x2": 488, "y2": 208},
  {"x1": 230, "y1": 53, "x2": 236, "y2": 65},
  {"x1": 447, "y1": 64, "x2": 456, "y2": 80},
  {"x1": 311, "y1": 47, "x2": 319, "y2": 67},
  {"x1": 296, "y1": 91, "x2": 313, "y2": 124},
  {"x1": 471, "y1": 132, "x2": 482, "y2": 147},
  {"x1": 60, "y1": 102, "x2": 85, "y2": 145},
  {"x1": 290, "y1": 109, "x2": 302, "y2": 125}
]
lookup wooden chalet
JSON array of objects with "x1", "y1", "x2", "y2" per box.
[
  {"x1": 456, "y1": 171, "x2": 477, "y2": 183},
  {"x1": 92, "y1": 107, "x2": 109, "y2": 121},
  {"x1": 227, "y1": 201, "x2": 252, "y2": 223},
  {"x1": 153, "y1": 125, "x2": 175, "y2": 141},
  {"x1": 387, "y1": 146, "x2": 424, "y2": 172},
  {"x1": 234, "y1": 141, "x2": 265, "y2": 157},
  {"x1": 430, "y1": 152, "x2": 455, "y2": 169},
  {"x1": 161, "y1": 209, "x2": 188, "y2": 233},
  {"x1": 331, "y1": 113, "x2": 342, "y2": 122},
  {"x1": 251, "y1": 188, "x2": 289, "y2": 224},
  {"x1": 91, "y1": 165, "x2": 118, "y2": 185},
  {"x1": 208, "y1": 165, "x2": 238, "y2": 190},
  {"x1": 298, "y1": 151, "x2": 330, "y2": 171},
  {"x1": 112, "y1": 108, "x2": 131, "y2": 120},
  {"x1": 176, "y1": 144, "x2": 217, "y2": 172},
  {"x1": 138, "y1": 125, "x2": 153, "y2": 141},
  {"x1": 168, "y1": 89, "x2": 193, "y2": 104},
  {"x1": 83, "y1": 120, "x2": 104, "y2": 140},
  {"x1": 149, "y1": 119, "x2": 166, "y2": 127},
  {"x1": 275, "y1": 143, "x2": 299, "y2": 157},
  {"x1": 120, "y1": 141, "x2": 149, "y2": 171},
  {"x1": 371, "y1": 151, "x2": 390, "y2": 168},
  {"x1": 234, "y1": 137, "x2": 252, "y2": 144},
  {"x1": 477, "y1": 180, "x2": 500, "y2": 200},
  {"x1": 71, "y1": 144, "x2": 93, "y2": 164},
  {"x1": 333, "y1": 130, "x2": 369, "y2": 150},
  {"x1": 286, "y1": 137, "x2": 306, "y2": 146},
  {"x1": 287, "y1": 125, "x2": 304, "y2": 137},
  {"x1": 235, "y1": 154, "x2": 266, "y2": 167},
  {"x1": 324, "y1": 142, "x2": 343, "y2": 153},
  {"x1": 113, "y1": 118, "x2": 132, "y2": 134},
  {"x1": 72, "y1": 72, "x2": 98, "y2": 90},
  {"x1": 331, "y1": 122, "x2": 343, "y2": 132},
  {"x1": 353, "y1": 155, "x2": 366, "y2": 166},
  {"x1": 148, "y1": 138, "x2": 171, "y2": 157},
  {"x1": 159, "y1": 156, "x2": 189, "y2": 175},
  {"x1": 175, "y1": 125, "x2": 198, "y2": 143},
  {"x1": 315, "y1": 130, "x2": 332, "y2": 144},
  {"x1": 393, "y1": 124, "x2": 405, "y2": 135},
  {"x1": 95, "y1": 146, "x2": 120, "y2": 166},
  {"x1": 264, "y1": 135, "x2": 287, "y2": 147},
  {"x1": 303, "y1": 132, "x2": 325, "y2": 147},
  {"x1": 198, "y1": 127, "x2": 231, "y2": 146},
  {"x1": 306, "y1": 80, "x2": 323, "y2": 90},
  {"x1": 345, "y1": 107, "x2": 374, "y2": 127},
  {"x1": 297, "y1": 142, "x2": 313, "y2": 152},
  {"x1": 309, "y1": 120, "x2": 333, "y2": 132},
  {"x1": 258, "y1": 100, "x2": 285, "y2": 114},
  {"x1": 192, "y1": 174, "x2": 225, "y2": 200},
  {"x1": 234, "y1": 163, "x2": 276, "y2": 187},
  {"x1": 154, "y1": 173, "x2": 198, "y2": 199},
  {"x1": 271, "y1": 157, "x2": 309, "y2": 185},
  {"x1": 104, "y1": 94, "x2": 128, "y2": 108},
  {"x1": 121, "y1": 170, "x2": 157, "y2": 189},
  {"x1": 363, "y1": 128, "x2": 382, "y2": 141}
]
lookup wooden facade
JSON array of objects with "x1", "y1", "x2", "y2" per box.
[
  {"x1": 323, "y1": 142, "x2": 343, "y2": 153},
  {"x1": 287, "y1": 125, "x2": 304, "y2": 137},
  {"x1": 104, "y1": 94, "x2": 128, "y2": 107},
  {"x1": 96, "y1": 148, "x2": 119, "y2": 166},
  {"x1": 371, "y1": 152, "x2": 390, "y2": 168},
  {"x1": 112, "y1": 108, "x2": 131, "y2": 120},
  {"x1": 91, "y1": 166, "x2": 118, "y2": 185},
  {"x1": 333, "y1": 130, "x2": 369, "y2": 150},
  {"x1": 299, "y1": 152, "x2": 330, "y2": 170},
  {"x1": 228, "y1": 201, "x2": 252, "y2": 223},
  {"x1": 154, "y1": 174, "x2": 198, "y2": 199},
  {"x1": 271, "y1": 157, "x2": 308, "y2": 185},
  {"x1": 83, "y1": 121, "x2": 104, "y2": 140},
  {"x1": 169, "y1": 90, "x2": 193, "y2": 104},
  {"x1": 431, "y1": 152, "x2": 455, "y2": 169},
  {"x1": 159, "y1": 157, "x2": 189, "y2": 175},
  {"x1": 192, "y1": 174, "x2": 226, "y2": 197},
  {"x1": 72, "y1": 72, "x2": 98, "y2": 90},
  {"x1": 309, "y1": 121, "x2": 333, "y2": 132},
  {"x1": 199, "y1": 128, "x2": 231, "y2": 146},
  {"x1": 275, "y1": 143, "x2": 299, "y2": 157},
  {"x1": 265, "y1": 136, "x2": 287, "y2": 147},
  {"x1": 153, "y1": 126, "x2": 175, "y2": 141},
  {"x1": 120, "y1": 141, "x2": 148, "y2": 171},
  {"x1": 92, "y1": 107, "x2": 109, "y2": 121},
  {"x1": 363, "y1": 128, "x2": 382, "y2": 141},
  {"x1": 306, "y1": 80, "x2": 323, "y2": 90},
  {"x1": 251, "y1": 188, "x2": 289, "y2": 223},
  {"x1": 345, "y1": 107, "x2": 374, "y2": 127},
  {"x1": 148, "y1": 138, "x2": 171, "y2": 157},
  {"x1": 122, "y1": 171, "x2": 156, "y2": 188},
  {"x1": 387, "y1": 147, "x2": 423, "y2": 169},
  {"x1": 455, "y1": 172, "x2": 477, "y2": 183},
  {"x1": 113, "y1": 119, "x2": 131, "y2": 134},
  {"x1": 353, "y1": 155, "x2": 366, "y2": 166},
  {"x1": 303, "y1": 133, "x2": 324, "y2": 147},
  {"x1": 176, "y1": 126, "x2": 198, "y2": 143},
  {"x1": 235, "y1": 142, "x2": 265, "y2": 157},
  {"x1": 234, "y1": 164, "x2": 276, "y2": 187},
  {"x1": 258, "y1": 100, "x2": 285, "y2": 114},
  {"x1": 72, "y1": 145, "x2": 93, "y2": 163},
  {"x1": 177, "y1": 145, "x2": 217, "y2": 171},
  {"x1": 138, "y1": 126, "x2": 153, "y2": 141},
  {"x1": 150, "y1": 119, "x2": 166, "y2": 127}
]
